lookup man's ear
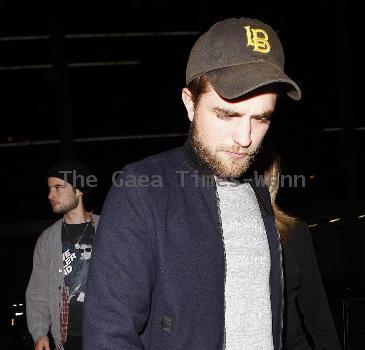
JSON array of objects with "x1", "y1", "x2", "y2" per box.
[
  {"x1": 181, "y1": 88, "x2": 195, "y2": 122},
  {"x1": 76, "y1": 188, "x2": 83, "y2": 198}
]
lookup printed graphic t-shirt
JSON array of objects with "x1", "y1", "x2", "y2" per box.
[{"x1": 62, "y1": 221, "x2": 95, "y2": 336}]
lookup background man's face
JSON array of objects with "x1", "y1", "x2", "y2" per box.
[
  {"x1": 184, "y1": 86, "x2": 277, "y2": 178},
  {"x1": 48, "y1": 177, "x2": 79, "y2": 214}
]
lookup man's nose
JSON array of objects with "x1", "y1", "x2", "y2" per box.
[
  {"x1": 232, "y1": 117, "x2": 252, "y2": 148},
  {"x1": 48, "y1": 190, "x2": 55, "y2": 200}
]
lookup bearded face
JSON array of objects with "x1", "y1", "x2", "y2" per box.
[
  {"x1": 48, "y1": 177, "x2": 80, "y2": 214},
  {"x1": 184, "y1": 87, "x2": 276, "y2": 178},
  {"x1": 52, "y1": 193, "x2": 79, "y2": 214},
  {"x1": 189, "y1": 117, "x2": 261, "y2": 178}
]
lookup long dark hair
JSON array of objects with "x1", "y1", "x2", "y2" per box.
[{"x1": 256, "y1": 141, "x2": 298, "y2": 243}]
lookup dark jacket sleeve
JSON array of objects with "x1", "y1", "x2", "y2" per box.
[
  {"x1": 83, "y1": 168, "x2": 157, "y2": 350},
  {"x1": 295, "y1": 222, "x2": 342, "y2": 350}
]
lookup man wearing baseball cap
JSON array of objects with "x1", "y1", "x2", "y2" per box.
[
  {"x1": 84, "y1": 17, "x2": 301, "y2": 349},
  {"x1": 26, "y1": 161, "x2": 99, "y2": 350}
]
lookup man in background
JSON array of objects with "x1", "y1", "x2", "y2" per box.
[{"x1": 26, "y1": 161, "x2": 99, "y2": 350}]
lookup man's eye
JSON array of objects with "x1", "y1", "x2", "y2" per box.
[{"x1": 254, "y1": 116, "x2": 271, "y2": 123}]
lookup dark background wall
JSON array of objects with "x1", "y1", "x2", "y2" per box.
[{"x1": 0, "y1": 1, "x2": 362, "y2": 348}]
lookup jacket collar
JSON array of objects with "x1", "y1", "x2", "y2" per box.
[{"x1": 183, "y1": 139, "x2": 213, "y2": 176}]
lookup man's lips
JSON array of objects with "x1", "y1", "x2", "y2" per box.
[
  {"x1": 222, "y1": 150, "x2": 247, "y2": 159},
  {"x1": 50, "y1": 201, "x2": 59, "y2": 206}
]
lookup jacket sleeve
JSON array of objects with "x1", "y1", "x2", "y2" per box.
[
  {"x1": 83, "y1": 168, "x2": 157, "y2": 350},
  {"x1": 296, "y1": 223, "x2": 342, "y2": 350},
  {"x1": 26, "y1": 233, "x2": 51, "y2": 343}
]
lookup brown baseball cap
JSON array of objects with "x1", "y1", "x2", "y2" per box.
[{"x1": 186, "y1": 17, "x2": 301, "y2": 100}]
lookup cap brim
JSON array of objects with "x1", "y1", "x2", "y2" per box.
[{"x1": 206, "y1": 62, "x2": 301, "y2": 101}]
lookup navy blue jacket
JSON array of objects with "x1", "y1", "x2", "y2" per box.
[{"x1": 84, "y1": 143, "x2": 283, "y2": 349}]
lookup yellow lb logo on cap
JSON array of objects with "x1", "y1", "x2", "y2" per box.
[{"x1": 244, "y1": 26, "x2": 271, "y2": 53}]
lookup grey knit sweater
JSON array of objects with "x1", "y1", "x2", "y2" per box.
[{"x1": 216, "y1": 178, "x2": 273, "y2": 350}]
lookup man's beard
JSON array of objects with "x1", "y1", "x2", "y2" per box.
[
  {"x1": 52, "y1": 194, "x2": 79, "y2": 214},
  {"x1": 189, "y1": 118, "x2": 261, "y2": 178}
]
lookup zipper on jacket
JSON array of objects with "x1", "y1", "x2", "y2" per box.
[{"x1": 214, "y1": 185, "x2": 227, "y2": 350}]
